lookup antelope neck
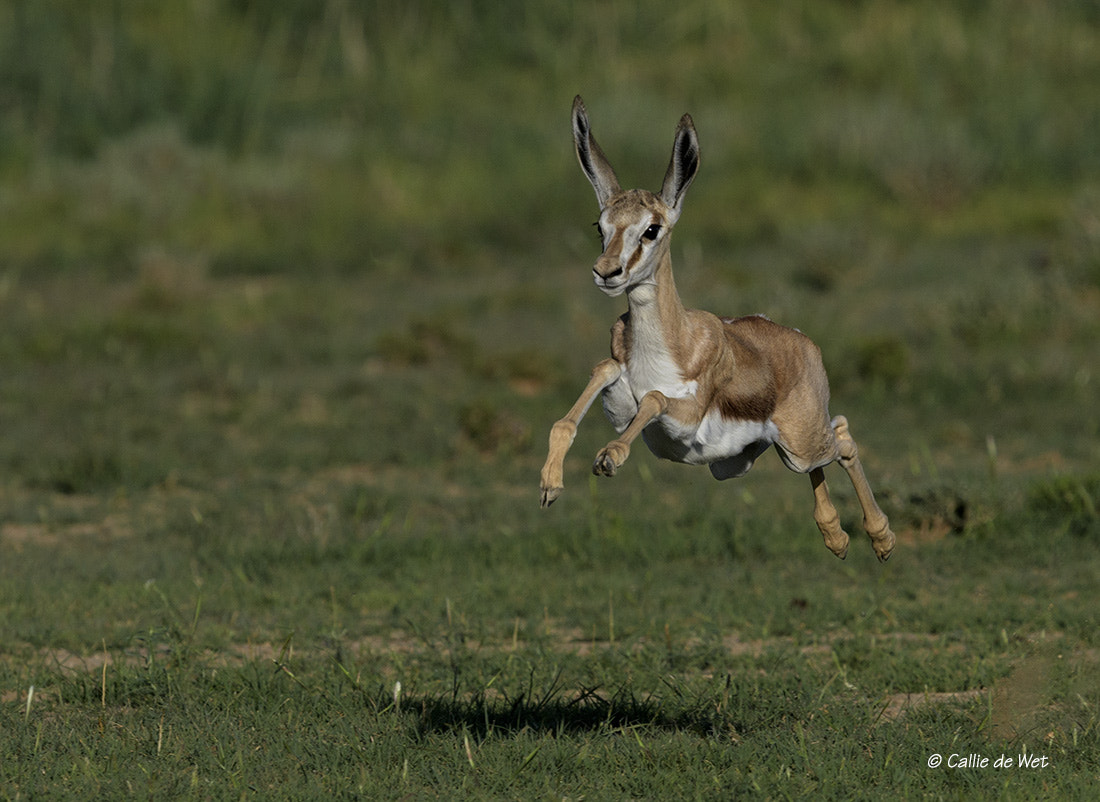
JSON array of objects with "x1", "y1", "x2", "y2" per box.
[{"x1": 625, "y1": 251, "x2": 687, "y2": 351}]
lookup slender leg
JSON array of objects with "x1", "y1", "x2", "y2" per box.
[
  {"x1": 811, "y1": 468, "x2": 850, "y2": 559},
  {"x1": 832, "y1": 416, "x2": 895, "y2": 562},
  {"x1": 592, "y1": 390, "x2": 669, "y2": 476},
  {"x1": 540, "y1": 359, "x2": 623, "y2": 507}
]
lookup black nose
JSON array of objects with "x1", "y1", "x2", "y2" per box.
[{"x1": 594, "y1": 265, "x2": 623, "y2": 280}]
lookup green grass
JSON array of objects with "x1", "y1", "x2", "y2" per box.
[{"x1": 2, "y1": 0, "x2": 1100, "y2": 798}]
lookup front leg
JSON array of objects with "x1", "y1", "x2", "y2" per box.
[
  {"x1": 593, "y1": 390, "x2": 669, "y2": 477},
  {"x1": 540, "y1": 359, "x2": 623, "y2": 507}
]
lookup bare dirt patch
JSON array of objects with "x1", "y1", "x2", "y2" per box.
[{"x1": 876, "y1": 689, "x2": 987, "y2": 723}]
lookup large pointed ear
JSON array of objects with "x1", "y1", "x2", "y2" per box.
[
  {"x1": 572, "y1": 96, "x2": 621, "y2": 209},
  {"x1": 660, "y1": 114, "x2": 700, "y2": 220}
]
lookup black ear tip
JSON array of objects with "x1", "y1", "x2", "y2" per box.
[
  {"x1": 572, "y1": 97, "x2": 590, "y2": 138},
  {"x1": 677, "y1": 115, "x2": 698, "y2": 146}
]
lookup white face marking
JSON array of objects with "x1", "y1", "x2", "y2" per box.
[{"x1": 592, "y1": 202, "x2": 666, "y2": 296}]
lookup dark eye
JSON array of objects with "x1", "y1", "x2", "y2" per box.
[
  {"x1": 593, "y1": 221, "x2": 605, "y2": 246},
  {"x1": 641, "y1": 223, "x2": 662, "y2": 241}
]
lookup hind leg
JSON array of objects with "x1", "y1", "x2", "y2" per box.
[
  {"x1": 771, "y1": 415, "x2": 849, "y2": 560},
  {"x1": 832, "y1": 416, "x2": 895, "y2": 562},
  {"x1": 810, "y1": 467, "x2": 850, "y2": 559}
]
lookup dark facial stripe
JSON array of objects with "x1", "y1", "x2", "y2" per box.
[
  {"x1": 594, "y1": 230, "x2": 625, "y2": 279},
  {"x1": 623, "y1": 241, "x2": 643, "y2": 273}
]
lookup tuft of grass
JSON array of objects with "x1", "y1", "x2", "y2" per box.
[
  {"x1": 1028, "y1": 474, "x2": 1100, "y2": 537},
  {"x1": 854, "y1": 335, "x2": 911, "y2": 389}
]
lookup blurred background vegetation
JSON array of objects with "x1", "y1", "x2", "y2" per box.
[
  {"x1": 3, "y1": 0, "x2": 1099, "y2": 268},
  {"x1": 1, "y1": 0, "x2": 1098, "y2": 501}
]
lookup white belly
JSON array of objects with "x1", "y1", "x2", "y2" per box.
[{"x1": 644, "y1": 408, "x2": 778, "y2": 469}]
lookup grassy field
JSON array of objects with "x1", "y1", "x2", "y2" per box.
[{"x1": 2, "y1": 1, "x2": 1100, "y2": 798}]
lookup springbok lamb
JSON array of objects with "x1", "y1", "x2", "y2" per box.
[{"x1": 538, "y1": 96, "x2": 895, "y2": 562}]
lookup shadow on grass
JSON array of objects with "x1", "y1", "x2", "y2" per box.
[
  {"x1": 390, "y1": 669, "x2": 803, "y2": 740},
  {"x1": 408, "y1": 690, "x2": 733, "y2": 739}
]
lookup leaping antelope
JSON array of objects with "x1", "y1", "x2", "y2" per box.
[{"x1": 539, "y1": 96, "x2": 895, "y2": 562}]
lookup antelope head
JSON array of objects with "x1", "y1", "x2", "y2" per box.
[{"x1": 571, "y1": 95, "x2": 700, "y2": 297}]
